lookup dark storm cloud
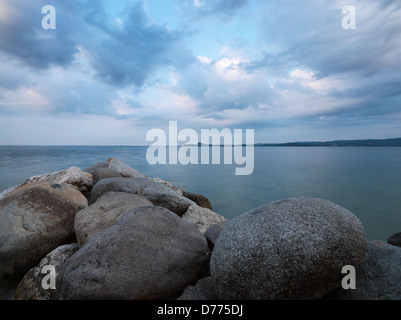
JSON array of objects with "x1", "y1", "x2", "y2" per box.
[
  {"x1": 0, "y1": 0, "x2": 195, "y2": 87},
  {"x1": 88, "y1": 2, "x2": 195, "y2": 87},
  {"x1": 0, "y1": 0, "x2": 80, "y2": 69}
]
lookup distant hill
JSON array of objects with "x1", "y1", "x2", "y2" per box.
[{"x1": 256, "y1": 138, "x2": 401, "y2": 147}]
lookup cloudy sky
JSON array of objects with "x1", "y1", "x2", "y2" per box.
[{"x1": 0, "y1": 0, "x2": 400, "y2": 145}]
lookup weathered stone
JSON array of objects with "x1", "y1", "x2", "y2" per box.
[
  {"x1": 0, "y1": 182, "x2": 88, "y2": 275},
  {"x1": 324, "y1": 241, "x2": 401, "y2": 300},
  {"x1": 75, "y1": 192, "x2": 153, "y2": 247},
  {"x1": 142, "y1": 182, "x2": 195, "y2": 216},
  {"x1": 90, "y1": 177, "x2": 194, "y2": 216},
  {"x1": 183, "y1": 192, "x2": 212, "y2": 210},
  {"x1": 106, "y1": 158, "x2": 146, "y2": 178},
  {"x1": 210, "y1": 198, "x2": 367, "y2": 300},
  {"x1": 151, "y1": 178, "x2": 186, "y2": 195},
  {"x1": 177, "y1": 277, "x2": 219, "y2": 300},
  {"x1": 387, "y1": 232, "x2": 401, "y2": 248},
  {"x1": 58, "y1": 206, "x2": 209, "y2": 300},
  {"x1": 182, "y1": 205, "x2": 227, "y2": 234},
  {"x1": 83, "y1": 162, "x2": 108, "y2": 175},
  {"x1": 15, "y1": 244, "x2": 79, "y2": 300},
  {"x1": 89, "y1": 177, "x2": 150, "y2": 204},
  {"x1": 91, "y1": 168, "x2": 122, "y2": 186},
  {"x1": 0, "y1": 167, "x2": 93, "y2": 200}
]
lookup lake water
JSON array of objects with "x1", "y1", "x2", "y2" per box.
[{"x1": 0, "y1": 146, "x2": 400, "y2": 241}]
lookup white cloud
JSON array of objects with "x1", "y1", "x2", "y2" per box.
[
  {"x1": 197, "y1": 56, "x2": 212, "y2": 64},
  {"x1": 193, "y1": 0, "x2": 202, "y2": 8}
]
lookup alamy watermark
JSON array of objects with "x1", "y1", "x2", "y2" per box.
[
  {"x1": 41, "y1": 265, "x2": 56, "y2": 290},
  {"x1": 146, "y1": 121, "x2": 255, "y2": 176},
  {"x1": 342, "y1": 5, "x2": 356, "y2": 30},
  {"x1": 41, "y1": 4, "x2": 356, "y2": 31},
  {"x1": 41, "y1": 5, "x2": 56, "y2": 30}
]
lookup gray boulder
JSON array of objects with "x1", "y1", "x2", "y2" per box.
[
  {"x1": 177, "y1": 277, "x2": 219, "y2": 300},
  {"x1": 15, "y1": 244, "x2": 79, "y2": 300},
  {"x1": 0, "y1": 166, "x2": 93, "y2": 200},
  {"x1": 142, "y1": 182, "x2": 195, "y2": 216},
  {"x1": 89, "y1": 177, "x2": 149, "y2": 204},
  {"x1": 210, "y1": 198, "x2": 367, "y2": 300},
  {"x1": 151, "y1": 178, "x2": 186, "y2": 195},
  {"x1": 182, "y1": 205, "x2": 227, "y2": 234},
  {"x1": 0, "y1": 182, "x2": 88, "y2": 276},
  {"x1": 106, "y1": 158, "x2": 146, "y2": 178},
  {"x1": 83, "y1": 162, "x2": 108, "y2": 175},
  {"x1": 58, "y1": 206, "x2": 209, "y2": 300},
  {"x1": 90, "y1": 177, "x2": 194, "y2": 216},
  {"x1": 387, "y1": 232, "x2": 401, "y2": 248},
  {"x1": 74, "y1": 192, "x2": 153, "y2": 247},
  {"x1": 324, "y1": 241, "x2": 401, "y2": 300},
  {"x1": 91, "y1": 168, "x2": 122, "y2": 186}
]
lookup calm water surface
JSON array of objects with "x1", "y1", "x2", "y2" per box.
[{"x1": 0, "y1": 146, "x2": 400, "y2": 241}]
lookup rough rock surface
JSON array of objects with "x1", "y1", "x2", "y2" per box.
[
  {"x1": 74, "y1": 192, "x2": 153, "y2": 247},
  {"x1": 90, "y1": 177, "x2": 194, "y2": 216},
  {"x1": 0, "y1": 167, "x2": 93, "y2": 200},
  {"x1": 83, "y1": 162, "x2": 108, "y2": 175},
  {"x1": 151, "y1": 178, "x2": 185, "y2": 195},
  {"x1": 91, "y1": 168, "x2": 122, "y2": 186},
  {"x1": 324, "y1": 241, "x2": 401, "y2": 300},
  {"x1": 106, "y1": 158, "x2": 146, "y2": 178},
  {"x1": 210, "y1": 198, "x2": 367, "y2": 300},
  {"x1": 15, "y1": 244, "x2": 79, "y2": 300},
  {"x1": 58, "y1": 206, "x2": 209, "y2": 300},
  {"x1": 182, "y1": 205, "x2": 227, "y2": 234},
  {"x1": 0, "y1": 182, "x2": 88, "y2": 275}
]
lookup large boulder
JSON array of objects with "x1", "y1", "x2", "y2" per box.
[
  {"x1": 15, "y1": 244, "x2": 79, "y2": 300},
  {"x1": 91, "y1": 168, "x2": 122, "y2": 186},
  {"x1": 210, "y1": 198, "x2": 367, "y2": 300},
  {"x1": 151, "y1": 178, "x2": 185, "y2": 195},
  {"x1": 0, "y1": 182, "x2": 88, "y2": 275},
  {"x1": 58, "y1": 206, "x2": 209, "y2": 300},
  {"x1": 324, "y1": 241, "x2": 401, "y2": 300},
  {"x1": 83, "y1": 162, "x2": 108, "y2": 175},
  {"x1": 74, "y1": 192, "x2": 154, "y2": 247},
  {"x1": 182, "y1": 205, "x2": 227, "y2": 234},
  {"x1": 0, "y1": 167, "x2": 93, "y2": 200},
  {"x1": 106, "y1": 158, "x2": 146, "y2": 178},
  {"x1": 141, "y1": 182, "x2": 195, "y2": 216},
  {"x1": 90, "y1": 177, "x2": 195, "y2": 216}
]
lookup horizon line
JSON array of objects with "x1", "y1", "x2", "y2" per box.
[{"x1": 0, "y1": 137, "x2": 400, "y2": 147}]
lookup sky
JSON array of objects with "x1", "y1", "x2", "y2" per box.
[{"x1": 0, "y1": 0, "x2": 400, "y2": 145}]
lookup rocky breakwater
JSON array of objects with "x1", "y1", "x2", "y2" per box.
[
  {"x1": 1, "y1": 157, "x2": 400, "y2": 300},
  {"x1": 0, "y1": 158, "x2": 226, "y2": 300}
]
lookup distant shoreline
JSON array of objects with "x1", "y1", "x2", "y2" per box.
[{"x1": 1, "y1": 138, "x2": 400, "y2": 147}]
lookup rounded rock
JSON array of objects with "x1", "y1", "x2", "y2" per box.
[
  {"x1": 58, "y1": 206, "x2": 209, "y2": 300},
  {"x1": 74, "y1": 192, "x2": 153, "y2": 247},
  {"x1": 210, "y1": 198, "x2": 367, "y2": 300}
]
